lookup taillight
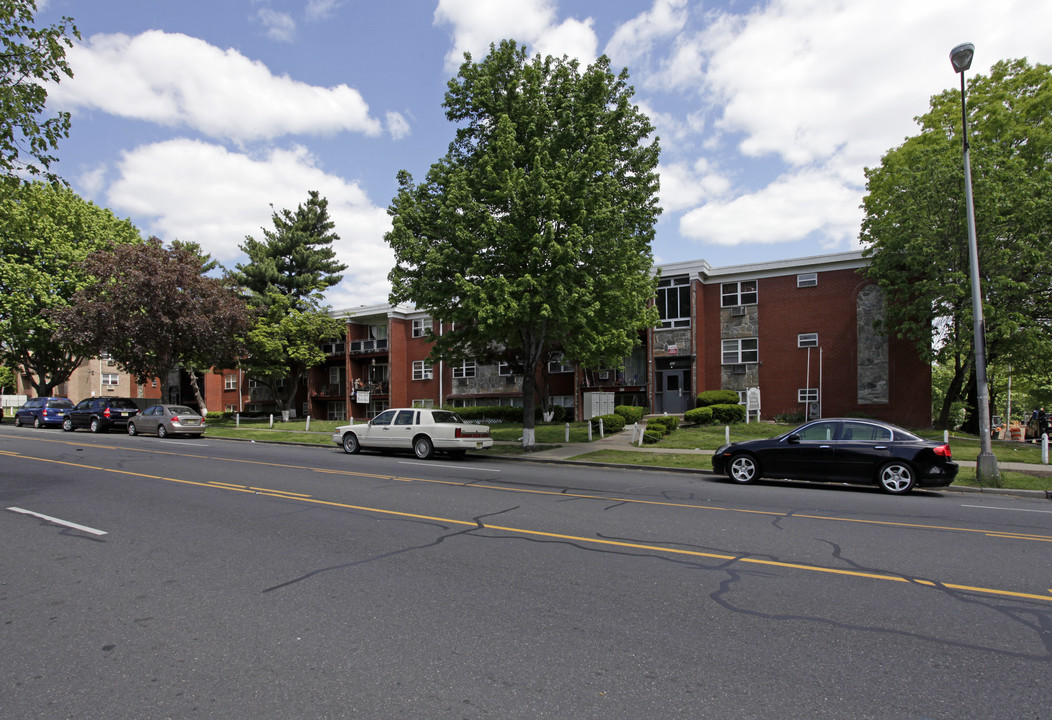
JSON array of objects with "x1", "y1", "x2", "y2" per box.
[
  {"x1": 933, "y1": 443, "x2": 952, "y2": 458},
  {"x1": 171, "y1": 416, "x2": 180, "y2": 424},
  {"x1": 456, "y1": 427, "x2": 489, "y2": 439}
]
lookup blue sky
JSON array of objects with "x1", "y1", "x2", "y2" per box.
[{"x1": 40, "y1": 0, "x2": 1052, "y2": 309}]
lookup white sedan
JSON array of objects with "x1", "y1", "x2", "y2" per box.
[{"x1": 332, "y1": 408, "x2": 493, "y2": 459}]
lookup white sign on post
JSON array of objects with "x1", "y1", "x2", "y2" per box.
[{"x1": 746, "y1": 387, "x2": 761, "y2": 423}]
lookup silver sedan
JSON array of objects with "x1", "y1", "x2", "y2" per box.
[{"x1": 127, "y1": 404, "x2": 206, "y2": 438}]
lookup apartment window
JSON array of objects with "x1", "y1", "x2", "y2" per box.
[
  {"x1": 548, "y1": 354, "x2": 574, "y2": 373},
  {"x1": 412, "y1": 399, "x2": 435, "y2": 408},
  {"x1": 327, "y1": 401, "x2": 346, "y2": 421},
  {"x1": 722, "y1": 338, "x2": 758, "y2": 364},
  {"x1": 101, "y1": 373, "x2": 119, "y2": 386},
  {"x1": 412, "y1": 318, "x2": 432, "y2": 338},
  {"x1": 797, "y1": 273, "x2": 818, "y2": 288},
  {"x1": 224, "y1": 374, "x2": 237, "y2": 390},
  {"x1": 248, "y1": 378, "x2": 264, "y2": 389},
  {"x1": 412, "y1": 361, "x2": 433, "y2": 380},
  {"x1": 721, "y1": 280, "x2": 758, "y2": 307},
  {"x1": 798, "y1": 388, "x2": 819, "y2": 403},
  {"x1": 656, "y1": 276, "x2": 691, "y2": 328},
  {"x1": 225, "y1": 404, "x2": 237, "y2": 413},
  {"x1": 452, "y1": 359, "x2": 476, "y2": 378},
  {"x1": 797, "y1": 333, "x2": 819, "y2": 348},
  {"x1": 498, "y1": 361, "x2": 524, "y2": 376}
]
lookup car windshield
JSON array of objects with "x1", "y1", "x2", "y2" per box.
[
  {"x1": 431, "y1": 411, "x2": 464, "y2": 424},
  {"x1": 49, "y1": 399, "x2": 74, "y2": 408}
]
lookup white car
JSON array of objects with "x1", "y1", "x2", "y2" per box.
[{"x1": 333, "y1": 408, "x2": 493, "y2": 459}]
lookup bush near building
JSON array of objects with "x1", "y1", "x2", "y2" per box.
[
  {"x1": 614, "y1": 405, "x2": 645, "y2": 424},
  {"x1": 697, "y1": 390, "x2": 741, "y2": 407},
  {"x1": 684, "y1": 406, "x2": 713, "y2": 425},
  {"x1": 590, "y1": 413, "x2": 626, "y2": 433},
  {"x1": 646, "y1": 416, "x2": 679, "y2": 434}
]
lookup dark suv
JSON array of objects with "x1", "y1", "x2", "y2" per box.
[
  {"x1": 14, "y1": 397, "x2": 75, "y2": 428},
  {"x1": 63, "y1": 397, "x2": 141, "y2": 433}
]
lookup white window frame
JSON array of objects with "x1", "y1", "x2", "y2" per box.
[
  {"x1": 798, "y1": 388, "x2": 819, "y2": 403},
  {"x1": 498, "y1": 361, "x2": 524, "y2": 376},
  {"x1": 797, "y1": 333, "x2": 819, "y2": 348},
  {"x1": 722, "y1": 338, "x2": 758, "y2": 364},
  {"x1": 721, "y1": 280, "x2": 758, "y2": 308},
  {"x1": 452, "y1": 359, "x2": 476, "y2": 379},
  {"x1": 547, "y1": 354, "x2": 574, "y2": 374},
  {"x1": 412, "y1": 398, "x2": 435, "y2": 408},
  {"x1": 101, "y1": 373, "x2": 119, "y2": 386},
  {"x1": 412, "y1": 360, "x2": 433, "y2": 381},
  {"x1": 797, "y1": 273, "x2": 818, "y2": 288},
  {"x1": 412, "y1": 318, "x2": 432, "y2": 338},
  {"x1": 656, "y1": 276, "x2": 691, "y2": 329},
  {"x1": 224, "y1": 374, "x2": 237, "y2": 390}
]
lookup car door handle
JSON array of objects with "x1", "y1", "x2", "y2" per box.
[{"x1": 875, "y1": 445, "x2": 887, "y2": 450}]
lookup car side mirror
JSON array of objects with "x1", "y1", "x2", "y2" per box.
[{"x1": 787, "y1": 434, "x2": 801, "y2": 444}]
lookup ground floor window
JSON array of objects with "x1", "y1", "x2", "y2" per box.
[
  {"x1": 412, "y1": 398, "x2": 435, "y2": 408},
  {"x1": 798, "y1": 388, "x2": 819, "y2": 403},
  {"x1": 327, "y1": 401, "x2": 346, "y2": 421},
  {"x1": 722, "y1": 338, "x2": 758, "y2": 364}
]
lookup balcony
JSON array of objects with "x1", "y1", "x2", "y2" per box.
[
  {"x1": 349, "y1": 338, "x2": 389, "y2": 354},
  {"x1": 313, "y1": 383, "x2": 346, "y2": 397}
]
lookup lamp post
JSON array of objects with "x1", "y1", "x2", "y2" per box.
[{"x1": 950, "y1": 42, "x2": 1000, "y2": 484}]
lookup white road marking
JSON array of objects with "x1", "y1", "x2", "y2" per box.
[
  {"x1": 398, "y1": 461, "x2": 501, "y2": 473},
  {"x1": 961, "y1": 504, "x2": 1052, "y2": 514},
  {"x1": 6, "y1": 507, "x2": 108, "y2": 535}
]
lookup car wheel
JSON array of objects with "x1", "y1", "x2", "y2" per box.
[
  {"x1": 728, "y1": 453, "x2": 760, "y2": 484},
  {"x1": 341, "y1": 432, "x2": 360, "y2": 454},
  {"x1": 878, "y1": 461, "x2": 915, "y2": 494},
  {"x1": 89, "y1": 418, "x2": 103, "y2": 433},
  {"x1": 62, "y1": 417, "x2": 74, "y2": 432},
  {"x1": 14, "y1": 415, "x2": 22, "y2": 427},
  {"x1": 127, "y1": 422, "x2": 137, "y2": 436},
  {"x1": 33, "y1": 416, "x2": 42, "y2": 429},
  {"x1": 158, "y1": 425, "x2": 168, "y2": 439},
  {"x1": 413, "y1": 436, "x2": 434, "y2": 460}
]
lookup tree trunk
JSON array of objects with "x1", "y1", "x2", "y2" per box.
[
  {"x1": 936, "y1": 358, "x2": 967, "y2": 430},
  {"x1": 187, "y1": 370, "x2": 208, "y2": 416},
  {"x1": 520, "y1": 367, "x2": 537, "y2": 450},
  {"x1": 960, "y1": 366, "x2": 980, "y2": 435}
]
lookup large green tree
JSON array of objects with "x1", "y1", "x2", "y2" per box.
[
  {"x1": 0, "y1": 182, "x2": 141, "y2": 397},
  {"x1": 861, "y1": 58, "x2": 1052, "y2": 431},
  {"x1": 51, "y1": 237, "x2": 254, "y2": 414},
  {"x1": 229, "y1": 191, "x2": 346, "y2": 416},
  {"x1": 0, "y1": 0, "x2": 79, "y2": 187},
  {"x1": 386, "y1": 40, "x2": 661, "y2": 448}
]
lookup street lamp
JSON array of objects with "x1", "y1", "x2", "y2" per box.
[{"x1": 950, "y1": 42, "x2": 1000, "y2": 484}]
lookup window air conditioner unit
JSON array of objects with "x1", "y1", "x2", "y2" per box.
[
  {"x1": 457, "y1": 378, "x2": 468, "y2": 386},
  {"x1": 731, "y1": 364, "x2": 747, "y2": 374},
  {"x1": 731, "y1": 306, "x2": 747, "y2": 316},
  {"x1": 350, "y1": 340, "x2": 363, "y2": 352}
]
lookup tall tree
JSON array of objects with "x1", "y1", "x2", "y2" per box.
[
  {"x1": 861, "y1": 58, "x2": 1052, "y2": 431},
  {"x1": 0, "y1": 0, "x2": 79, "y2": 187},
  {"x1": 229, "y1": 191, "x2": 346, "y2": 416},
  {"x1": 386, "y1": 41, "x2": 661, "y2": 448},
  {"x1": 51, "y1": 237, "x2": 254, "y2": 414},
  {"x1": 0, "y1": 182, "x2": 141, "y2": 397}
]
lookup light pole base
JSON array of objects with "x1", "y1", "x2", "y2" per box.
[{"x1": 976, "y1": 451, "x2": 1001, "y2": 487}]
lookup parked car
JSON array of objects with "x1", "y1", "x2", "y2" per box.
[
  {"x1": 711, "y1": 418, "x2": 958, "y2": 494},
  {"x1": 1024, "y1": 409, "x2": 1048, "y2": 441},
  {"x1": 62, "y1": 397, "x2": 141, "y2": 433},
  {"x1": 127, "y1": 404, "x2": 205, "y2": 438},
  {"x1": 13, "y1": 397, "x2": 74, "y2": 428},
  {"x1": 333, "y1": 408, "x2": 493, "y2": 459}
]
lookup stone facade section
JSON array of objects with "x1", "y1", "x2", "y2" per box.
[{"x1": 856, "y1": 285, "x2": 889, "y2": 404}]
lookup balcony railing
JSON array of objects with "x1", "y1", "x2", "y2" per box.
[{"x1": 349, "y1": 338, "x2": 389, "y2": 354}]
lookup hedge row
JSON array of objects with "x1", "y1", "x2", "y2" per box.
[
  {"x1": 615, "y1": 405, "x2": 645, "y2": 424},
  {"x1": 684, "y1": 403, "x2": 745, "y2": 425},
  {"x1": 697, "y1": 389, "x2": 740, "y2": 407},
  {"x1": 450, "y1": 405, "x2": 568, "y2": 424},
  {"x1": 646, "y1": 415, "x2": 679, "y2": 434},
  {"x1": 590, "y1": 413, "x2": 627, "y2": 433}
]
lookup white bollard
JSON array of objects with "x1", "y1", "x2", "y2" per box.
[
  {"x1": 588, "y1": 421, "x2": 593, "y2": 442},
  {"x1": 638, "y1": 423, "x2": 646, "y2": 447},
  {"x1": 565, "y1": 423, "x2": 570, "y2": 442},
  {"x1": 944, "y1": 430, "x2": 949, "y2": 443},
  {"x1": 236, "y1": 412, "x2": 240, "y2": 428},
  {"x1": 599, "y1": 418, "x2": 605, "y2": 439},
  {"x1": 269, "y1": 414, "x2": 274, "y2": 428},
  {"x1": 305, "y1": 415, "x2": 311, "y2": 431},
  {"x1": 726, "y1": 426, "x2": 730, "y2": 445},
  {"x1": 1043, "y1": 433, "x2": 1048, "y2": 465}
]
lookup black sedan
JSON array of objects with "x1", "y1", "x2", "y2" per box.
[{"x1": 711, "y1": 418, "x2": 958, "y2": 494}]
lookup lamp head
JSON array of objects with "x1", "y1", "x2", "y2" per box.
[{"x1": 950, "y1": 43, "x2": 974, "y2": 74}]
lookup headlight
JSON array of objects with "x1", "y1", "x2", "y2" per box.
[{"x1": 714, "y1": 444, "x2": 730, "y2": 456}]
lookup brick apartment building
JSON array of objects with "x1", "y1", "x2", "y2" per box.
[{"x1": 19, "y1": 250, "x2": 931, "y2": 427}]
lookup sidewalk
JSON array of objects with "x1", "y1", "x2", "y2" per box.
[{"x1": 492, "y1": 429, "x2": 1052, "y2": 497}]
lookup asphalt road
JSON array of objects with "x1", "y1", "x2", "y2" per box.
[{"x1": 2, "y1": 425, "x2": 1050, "y2": 719}]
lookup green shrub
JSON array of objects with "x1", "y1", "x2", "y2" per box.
[
  {"x1": 684, "y1": 406, "x2": 714, "y2": 425},
  {"x1": 710, "y1": 403, "x2": 746, "y2": 424},
  {"x1": 614, "y1": 405, "x2": 645, "y2": 424},
  {"x1": 642, "y1": 429, "x2": 663, "y2": 444},
  {"x1": 697, "y1": 389, "x2": 741, "y2": 407},
  {"x1": 647, "y1": 415, "x2": 679, "y2": 433},
  {"x1": 590, "y1": 413, "x2": 626, "y2": 433},
  {"x1": 451, "y1": 405, "x2": 521, "y2": 424}
]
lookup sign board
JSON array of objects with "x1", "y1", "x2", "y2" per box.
[
  {"x1": 355, "y1": 391, "x2": 371, "y2": 404},
  {"x1": 746, "y1": 387, "x2": 761, "y2": 423},
  {"x1": 667, "y1": 344, "x2": 678, "y2": 356}
]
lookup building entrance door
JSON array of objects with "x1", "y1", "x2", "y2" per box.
[{"x1": 661, "y1": 370, "x2": 692, "y2": 415}]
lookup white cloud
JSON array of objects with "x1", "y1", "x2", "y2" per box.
[
  {"x1": 104, "y1": 139, "x2": 393, "y2": 307},
  {"x1": 256, "y1": 8, "x2": 296, "y2": 42},
  {"x1": 305, "y1": 0, "x2": 343, "y2": 22},
  {"x1": 50, "y1": 30, "x2": 383, "y2": 143},
  {"x1": 605, "y1": 0, "x2": 688, "y2": 67},
  {"x1": 386, "y1": 111, "x2": 411, "y2": 140},
  {"x1": 658, "y1": 159, "x2": 730, "y2": 214},
  {"x1": 433, "y1": 0, "x2": 598, "y2": 70},
  {"x1": 679, "y1": 168, "x2": 862, "y2": 249}
]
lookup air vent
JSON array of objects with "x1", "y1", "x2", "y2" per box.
[{"x1": 731, "y1": 306, "x2": 747, "y2": 316}]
